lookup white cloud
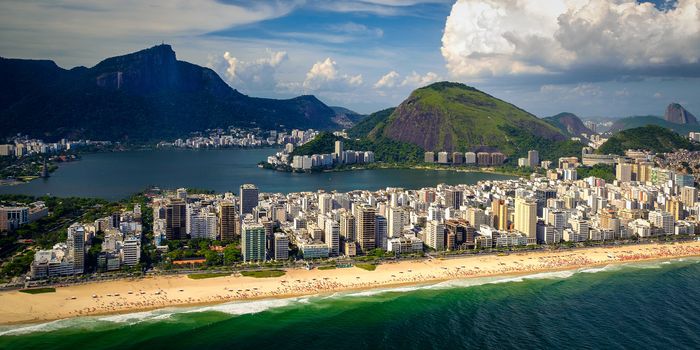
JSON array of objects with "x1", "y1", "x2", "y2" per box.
[
  {"x1": 401, "y1": 71, "x2": 440, "y2": 87},
  {"x1": 441, "y1": 0, "x2": 700, "y2": 79},
  {"x1": 373, "y1": 70, "x2": 440, "y2": 89},
  {"x1": 218, "y1": 50, "x2": 288, "y2": 92},
  {"x1": 315, "y1": 0, "x2": 451, "y2": 15},
  {"x1": 302, "y1": 58, "x2": 363, "y2": 91},
  {"x1": 374, "y1": 71, "x2": 401, "y2": 88},
  {"x1": 329, "y1": 22, "x2": 384, "y2": 38},
  {"x1": 0, "y1": 0, "x2": 300, "y2": 67}
]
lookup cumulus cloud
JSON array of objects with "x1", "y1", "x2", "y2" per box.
[
  {"x1": 441, "y1": 0, "x2": 700, "y2": 80},
  {"x1": 373, "y1": 70, "x2": 440, "y2": 89},
  {"x1": 211, "y1": 50, "x2": 288, "y2": 93},
  {"x1": 374, "y1": 71, "x2": 401, "y2": 88},
  {"x1": 401, "y1": 71, "x2": 441, "y2": 87},
  {"x1": 302, "y1": 58, "x2": 363, "y2": 91}
]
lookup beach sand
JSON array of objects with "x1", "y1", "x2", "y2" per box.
[{"x1": 2, "y1": 241, "x2": 700, "y2": 325}]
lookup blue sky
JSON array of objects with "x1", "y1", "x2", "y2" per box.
[{"x1": 0, "y1": 0, "x2": 698, "y2": 118}]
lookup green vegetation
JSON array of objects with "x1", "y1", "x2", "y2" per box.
[
  {"x1": 501, "y1": 125, "x2": 586, "y2": 162},
  {"x1": 597, "y1": 125, "x2": 699, "y2": 155},
  {"x1": 347, "y1": 108, "x2": 395, "y2": 139},
  {"x1": 291, "y1": 132, "x2": 424, "y2": 164},
  {"x1": 317, "y1": 265, "x2": 336, "y2": 270},
  {"x1": 0, "y1": 154, "x2": 58, "y2": 180},
  {"x1": 609, "y1": 115, "x2": 700, "y2": 135},
  {"x1": 0, "y1": 195, "x2": 121, "y2": 279},
  {"x1": 577, "y1": 164, "x2": 616, "y2": 182},
  {"x1": 355, "y1": 263, "x2": 377, "y2": 271},
  {"x1": 240, "y1": 270, "x2": 286, "y2": 278},
  {"x1": 368, "y1": 82, "x2": 566, "y2": 155},
  {"x1": 188, "y1": 272, "x2": 230, "y2": 280},
  {"x1": 19, "y1": 287, "x2": 56, "y2": 294},
  {"x1": 543, "y1": 112, "x2": 593, "y2": 137}
]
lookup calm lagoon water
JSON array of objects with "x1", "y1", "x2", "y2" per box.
[{"x1": 0, "y1": 148, "x2": 515, "y2": 200}]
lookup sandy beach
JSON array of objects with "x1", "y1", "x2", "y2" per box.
[{"x1": 2, "y1": 241, "x2": 700, "y2": 325}]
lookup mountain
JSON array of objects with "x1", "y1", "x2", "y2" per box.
[
  {"x1": 665, "y1": 103, "x2": 697, "y2": 124},
  {"x1": 360, "y1": 82, "x2": 566, "y2": 155},
  {"x1": 0, "y1": 44, "x2": 339, "y2": 141},
  {"x1": 544, "y1": 112, "x2": 594, "y2": 137},
  {"x1": 330, "y1": 106, "x2": 366, "y2": 129},
  {"x1": 608, "y1": 115, "x2": 700, "y2": 135},
  {"x1": 597, "y1": 125, "x2": 699, "y2": 155},
  {"x1": 347, "y1": 108, "x2": 394, "y2": 139}
]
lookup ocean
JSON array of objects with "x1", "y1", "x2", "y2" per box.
[{"x1": 1, "y1": 258, "x2": 699, "y2": 349}]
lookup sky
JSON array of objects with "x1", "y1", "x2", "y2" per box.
[{"x1": 0, "y1": 0, "x2": 698, "y2": 118}]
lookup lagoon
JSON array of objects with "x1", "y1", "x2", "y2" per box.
[{"x1": 0, "y1": 148, "x2": 515, "y2": 200}]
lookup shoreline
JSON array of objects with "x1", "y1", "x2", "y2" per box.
[
  {"x1": 263, "y1": 162, "x2": 527, "y2": 178},
  {"x1": 2, "y1": 241, "x2": 700, "y2": 326}
]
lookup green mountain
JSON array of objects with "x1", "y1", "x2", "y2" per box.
[
  {"x1": 609, "y1": 115, "x2": 700, "y2": 135},
  {"x1": 367, "y1": 82, "x2": 566, "y2": 155},
  {"x1": 0, "y1": 44, "x2": 340, "y2": 141},
  {"x1": 347, "y1": 108, "x2": 394, "y2": 139},
  {"x1": 330, "y1": 106, "x2": 366, "y2": 129},
  {"x1": 597, "y1": 125, "x2": 699, "y2": 155},
  {"x1": 544, "y1": 112, "x2": 594, "y2": 137}
]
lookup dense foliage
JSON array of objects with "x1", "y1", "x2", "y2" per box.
[
  {"x1": 0, "y1": 195, "x2": 116, "y2": 279},
  {"x1": 347, "y1": 108, "x2": 395, "y2": 139},
  {"x1": 597, "y1": 125, "x2": 699, "y2": 155},
  {"x1": 577, "y1": 164, "x2": 616, "y2": 182},
  {"x1": 292, "y1": 132, "x2": 424, "y2": 164},
  {"x1": 501, "y1": 125, "x2": 586, "y2": 162}
]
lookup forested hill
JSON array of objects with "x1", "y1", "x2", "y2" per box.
[{"x1": 0, "y1": 44, "x2": 340, "y2": 141}]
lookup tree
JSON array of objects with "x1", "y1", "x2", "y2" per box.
[
  {"x1": 205, "y1": 250, "x2": 222, "y2": 266},
  {"x1": 223, "y1": 245, "x2": 242, "y2": 265}
]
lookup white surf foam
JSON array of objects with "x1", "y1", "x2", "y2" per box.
[{"x1": 5, "y1": 257, "x2": 697, "y2": 335}]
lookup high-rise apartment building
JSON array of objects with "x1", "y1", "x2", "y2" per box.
[
  {"x1": 67, "y1": 224, "x2": 85, "y2": 274},
  {"x1": 445, "y1": 189, "x2": 463, "y2": 209},
  {"x1": 239, "y1": 184, "x2": 259, "y2": 219},
  {"x1": 515, "y1": 198, "x2": 537, "y2": 239},
  {"x1": 165, "y1": 199, "x2": 187, "y2": 240},
  {"x1": 387, "y1": 206, "x2": 407, "y2": 238},
  {"x1": 318, "y1": 193, "x2": 333, "y2": 214},
  {"x1": 340, "y1": 210, "x2": 356, "y2": 242},
  {"x1": 425, "y1": 220, "x2": 445, "y2": 251},
  {"x1": 527, "y1": 150, "x2": 539, "y2": 168},
  {"x1": 324, "y1": 219, "x2": 340, "y2": 256},
  {"x1": 649, "y1": 210, "x2": 674, "y2": 235},
  {"x1": 219, "y1": 202, "x2": 238, "y2": 241},
  {"x1": 242, "y1": 221, "x2": 266, "y2": 262},
  {"x1": 356, "y1": 205, "x2": 376, "y2": 253},
  {"x1": 375, "y1": 215, "x2": 387, "y2": 250},
  {"x1": 273, "y1": 233, "x2": 289, "y2": 260},
  {"x1": 491, "y1": 199, "x2": 508, "y2": 231}
]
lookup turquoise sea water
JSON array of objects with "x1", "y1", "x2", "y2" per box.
[
  {"x1": 0, "y1": 148, "x2": 515, "y2": 200},
  {"x1": 2, "y1": 258, "x2": 699, "y2": 349}
]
